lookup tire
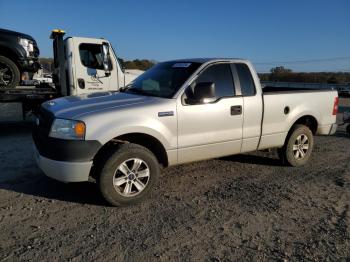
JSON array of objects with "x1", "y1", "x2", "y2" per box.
[
  {"x1": 0, "y1": 55, "x2": 20, "y2": 89},
  {"x1": 346, "y1": 124, "x2": 350, "y2": 135},
  {"x1": 98, "y1": 143, "x2": 160, "y2": 206},
  {"x1": 278, "y1": 124, "x2": 314, "y2": 167}
]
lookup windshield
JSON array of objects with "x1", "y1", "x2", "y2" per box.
[{"x1": 124, "y1": 61, "x2": 201, "y2": 98}]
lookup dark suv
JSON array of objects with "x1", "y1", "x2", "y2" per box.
[{"x1": 0, "y1": 28, "x2": 40, "y2": 88}]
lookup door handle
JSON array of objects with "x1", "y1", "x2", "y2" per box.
[{"x1": 231, "y1": 105, "x2": 242, "y2": 115}]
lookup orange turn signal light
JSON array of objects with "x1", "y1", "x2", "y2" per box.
[{"x1": 74, "y1": 122, "x2": 86, "y2": 137}]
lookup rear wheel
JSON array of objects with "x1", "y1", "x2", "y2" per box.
[
  {"x1": 0, "y1": 55, "x2": 20, "y2": 89},
  {"x1": 98, "y1": 143, "x2": 160, "y2": 206},
  {"x1": 278, "y1": 124, "x2": 314, "y2": 167}
]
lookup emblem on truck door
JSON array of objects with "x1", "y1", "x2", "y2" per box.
[{"x1": 158, "y1": 111, "x2": 174, "y2": 117}]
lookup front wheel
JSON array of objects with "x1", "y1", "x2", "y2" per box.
[
  {"x1": 98, "y1": 143, "x2": 160, "y2": 206},
  {"x1": 0, "y1": 55, "x2": 20, "y2": 89},
  {"x1": 278, "y1": 124, "x2": 314, "y2": 167}
]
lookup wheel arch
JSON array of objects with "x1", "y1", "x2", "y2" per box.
[
  {"x1": 0, "y1": 45, "x2": 22, "y2": 70},
  {"x1": 282, "y1": 115, "x2": 318, "y2": 147},
  {"x1": 289, "y1": 115, "x2": 318, "y2": 135},
  {"x1": 91, "y1": 132, "x2": 169, "y2": 179}
]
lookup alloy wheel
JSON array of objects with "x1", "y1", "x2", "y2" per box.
[
  {"x1": 113, "y1": 158, "x2": 150, "y2": 197},
  {"x1": 292, "y1": 134, "x2": 309, "y2": 160},
  {"x1": 0, "y1": 62, "x2": 14, "y2": 88}
]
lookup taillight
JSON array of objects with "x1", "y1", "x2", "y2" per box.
[{"x1": 332, "y1": 97, "x2": 339, "y2": 115}]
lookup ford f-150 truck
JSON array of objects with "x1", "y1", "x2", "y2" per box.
[{"x1": 33, "y1": 58, "x2": 338, "y2": 206}]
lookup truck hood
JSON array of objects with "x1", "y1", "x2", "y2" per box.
[
  {"x1": 42, "y1": 91, "x2": 159, "y2": 119},
  {"x1": 0, "y1": 28, "x2": 36, "y2": 42}
]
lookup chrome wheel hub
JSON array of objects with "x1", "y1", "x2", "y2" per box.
[
  {"x1": 113, "y1": 158, "x2": 150, "y2": 197},
  {"x1": 292, "y1": 134, "x2": 309, "y2": 160},
  {"x1": 0, "y1": 63, "x2": 13, "y2": 87},
  {"x1": 128, "y1": 173, "x2": 136, "y2": 180}
]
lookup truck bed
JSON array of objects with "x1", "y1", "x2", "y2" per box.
[{"x1": 258, "y1": 88, "x2": 338, "y2": 150}]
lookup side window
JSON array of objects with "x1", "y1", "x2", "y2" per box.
[
  {"x1": 236, "y1": 63, "x2": 256, "y2": 96},
  {"x1": 79, "y1": 44, "x2": 104, "y2": 70},
  {"x1": 196, "y1": 63, "x2": 235, "y2": 98}
]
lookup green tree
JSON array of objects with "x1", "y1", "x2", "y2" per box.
[{"x1": 270, "y1": 66, "x2": 292, "y2": 74}]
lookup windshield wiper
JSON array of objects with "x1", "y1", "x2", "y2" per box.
[
  {"x1": 119, "y1": 85, "x2": 133, "y2": 92},
  {"x1": 120, "y1": 86, "x2": 159, "y2": 97}
]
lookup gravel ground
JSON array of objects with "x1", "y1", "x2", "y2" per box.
[{"x1": 0, "y1": 99, "x2": 349, "y2": 261}]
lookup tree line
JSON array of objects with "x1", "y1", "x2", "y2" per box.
[
  {"x1": 117, "y1": 58, "x2": 155, "y2": 71},
  {"x1": 259, "y1": 66, "x2": 350, "y2": 84}
]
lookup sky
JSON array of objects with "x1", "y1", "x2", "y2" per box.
[{"x1": 0, "y1": 0, "x2": 349, "y2": 72}]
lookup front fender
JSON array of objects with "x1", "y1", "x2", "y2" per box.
[
  {"x1": 85, "y1": 114, "x2": 177, "y2": 150},
  {"x1": 0, "y1": 43, "x2": 26, "y2": 60}
]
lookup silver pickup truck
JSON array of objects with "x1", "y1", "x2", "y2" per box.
[{"x1": 33, "y1": 58, "x2": 338, "y2": 206}]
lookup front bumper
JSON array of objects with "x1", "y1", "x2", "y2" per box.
[
  {"x1": 32, "y1": 111, "x2": 102, "y2": 182},
  {"x1": 34, "y1": 145, "x2": 92, "y2": 182},
  {"x1": 32, "y1": 120, "x2": 102, "y2": 162}
]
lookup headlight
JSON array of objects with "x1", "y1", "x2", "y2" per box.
[
  {"x1": 18, "y1": 37, "x2": 33, "y2": 56},
  {"x1": 49, "y1": 119, "x2": 86, "y2": 140},
  {"x1": 18, "y1": 37, "x2": 29, "y2": 48}
]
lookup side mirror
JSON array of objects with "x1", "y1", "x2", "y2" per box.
[
  {"x1": 102, "y1": 42, "x2": 111, "y2": 76},
  {"x1": 193, "y1": 82, "x2": 216, "y2": 103}
]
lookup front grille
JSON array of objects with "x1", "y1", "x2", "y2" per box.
[{"x1": 34, "y1": 106, "x2": 55, "y2": 136}]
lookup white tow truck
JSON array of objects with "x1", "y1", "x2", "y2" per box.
[{"x1": 0, "y1": 30, "x2": 143, "y2": 117}]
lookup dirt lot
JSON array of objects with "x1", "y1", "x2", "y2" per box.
[{"x1": 0, "y1": 100, "x2": 349, "y2": 261}]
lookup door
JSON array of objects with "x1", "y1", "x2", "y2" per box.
[
  {"x1": 177, "y1": 63, "x2": 243, "y2": 164},
  {"x1": 234, "y1": 63, "x2": 263, "y2": 152},
  {"x1": 73, "y1": 38, "x2": 110, "y2": 94}
]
